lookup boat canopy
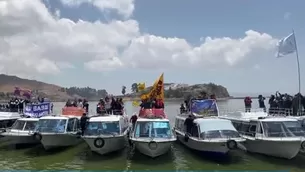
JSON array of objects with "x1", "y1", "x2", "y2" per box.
[
  {"x1": 62, "y1": 107, "x2": 85, "y2": 116},
  {"x1": 0, "y1": 112, "x2": 21, "y2": 120},
  {"x1": 196, "y1": 119, "x2": 236, "y2": 133},
  {"x1": 190, "y1": 99, "x2": 218, "y2": 116},
  {"x1": 138, "y1": 108, "x2": 167, "y2": 119}
]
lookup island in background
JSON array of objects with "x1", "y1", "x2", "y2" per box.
[
  {"x1": 119, "y1": 82, "x2": 230, "y2": 101},
  {"x1": 0, "y1": 74, "x2": 230, "y2": 102}
]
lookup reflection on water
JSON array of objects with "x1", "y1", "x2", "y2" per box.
[{"x1": 0, "y1": 100, "x2": 304, "y2": 171}]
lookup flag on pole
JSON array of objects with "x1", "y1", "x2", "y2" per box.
[
  {"x1": 141, "y1": 73, "x2": 164, "y2": 101},
  {"x1": 132, "y1": 101, "x2": 140, "y2": 107},
  {"x1": 276, "y1": 33, "x2": 297, "y2": 58},
  {"x1": 137, "y1": 83, "x2": 145, "y2": 91}
]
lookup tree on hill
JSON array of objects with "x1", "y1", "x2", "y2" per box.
[
  {"x1": 64, "y1": 87, "x2": 108, "y2": 100},
  {"x1": 122, "y1": 86, "x2": 126, "y2": 95},
  {"x1": 131, "y1": 83, "x2": 138, "y2": 93}
]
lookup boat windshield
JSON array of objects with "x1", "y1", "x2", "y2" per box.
[
  {"x1": 35, "y1": 119, "x2": 67, "y2": 133},
  {"x1": 84, "y1": 121, "x2": 120, "y2": 136},
  {"x1": 24, "y1": 121, "x2": 37, "y2": 131},
  {"x1": 11, "y1": 120, "x2": 26, "y2": 130},
  {"x1": 134, "y1": 121, "x2": 171, "y2": 138},
  {"x1": 262, "y1": 121, "x2": 305, "y2": 137},
  {"x1": 200, "y1": 130, "x2": 240, "y2": 140}
]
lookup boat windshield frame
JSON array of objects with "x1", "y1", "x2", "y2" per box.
[
  {"x1": 261, "y1": 120, "x2": 305, "y2": 138},
  {"x1": 197, "y1": 119, "x2": 240, "y2": 140},
  {"x1": 84, "y1": 121, "x2": 120, "y2": 136},
  {"x1": 134, "y1": 120, "x2": 172, "y2": 138},
  {"x1": 10, "y1": 120, "x2": 37, "y2": 131},
  {"x1": 35, "y1": 118, "x2": 68, "y2": 133}
]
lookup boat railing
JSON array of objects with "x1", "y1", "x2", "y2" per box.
[
  {"x1": 218, "y1": 108, "x2": 305, "y2": 117},
  {"x1": 177, "y1": 110, "x2": 218, "y2": 118}
]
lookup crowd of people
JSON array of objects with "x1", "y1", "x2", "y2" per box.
[
  {"x1": 96, "y1": 96, "x2": 124, "y2": 115},
  {"x1": 65, "y1": 99, "x2": 89, "y2": 113},
  {"x1": 139, "y1": 98, "x2": 164, "y2": 110},
  {"x1": 244, "y1": 92, "x2": 305, "y2": 116},
  {"x1": 0, "y1": 97, "x2": 53, "y2": 113}
]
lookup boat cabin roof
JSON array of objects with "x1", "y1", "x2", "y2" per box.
[
  {"x1": 194, "y1": 118, "x2": 237, "y2": 132},
  {"x1": 89, "y1": 115, "x2": 123, "y2": 122},
  {"x1": 17, "y1": 118, "x2": 39, "y2": 122},
  {"x1": 222, "y1": 113, "x2": 298, "y2": 122},
  {"x1": 0, "y1": 112, "x2": 21, "y2": 120},
  {"x1": 39, "y1": 115, "x2": 79, "y2": 120},
  {"x1": 136, "y1": 118, "x2": 169, "y2": 122}
]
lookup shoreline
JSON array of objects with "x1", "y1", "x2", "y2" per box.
[{"x1": 0, "y1": 97, "x2": 231, "y2": 103}]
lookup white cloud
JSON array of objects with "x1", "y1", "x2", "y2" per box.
[
  {"x1": 59, "y1": 0, "x2": 134, "y2": 19},
  {"x1": 0, "y1": 0, "x2": 279, "y2": 79},
  {"x1": 284, "y1": 12, "x2": 291, "y2": 20}
]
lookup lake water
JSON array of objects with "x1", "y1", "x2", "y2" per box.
[{"x1": 1, "y1": 99, "x2": 305, "y2": 171}]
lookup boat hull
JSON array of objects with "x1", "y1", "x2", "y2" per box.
[
  {"x1": 83, "y1": 135, "x2": 126, "y2": 155},
  {"x1": 5, "y1": 134, "x2": 39, "y2": 145},
  {"x1": 131, "y1": 139, "x2": 175, "y2": 158},
  {"x1": 39, "y1": 133, "x2": 83, "y2": 150},
  {"x1": 243, "y1": 138, "x2": 301, "y2": 159},
  {"x1": 176, "y1": 132, "x2": 230, "y2": 155}
]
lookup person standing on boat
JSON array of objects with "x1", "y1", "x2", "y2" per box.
[
  {"x1": 130, "y1": 114, "x2": 138, "y2": 131},
  {"x1": 83, "y1": 99, "x2": 89, "y2": 113},
  {"x1": 184, "y1": 115, "x2": 194, "y2": 135},
  {"x1": 210, "y1": 94, "x2": 216, "y2": 100},
  {"x1": 80, "y1": 113, "x2": 89, "y2": 136},
  {"x1": 104, "y1": 96, "x2": 111, "y2": 114},
  {"x1": 154, "y1": 99, "x2": 164, "y2": 109},
  {"x1": 180, "y1": 103, "x2": 186, "y2": 114},
  {"x1": 292, "y1": 93, "x2": 303, "y2": 116},
  {"x1": 244, "y1": 96, "x2": 252, "y2": 112},
  {"x1": 268, "y1": 95, "x2": 277, "y2": 114},
  {"x1": 258, "y1": 95, "x2": 266, "y2": 112}
]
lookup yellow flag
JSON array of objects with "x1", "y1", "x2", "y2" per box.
[
  {"x1": 137, "y1": 83, "x2": 145, "y2": 91},
  {"x1": 132, "y1": 101, "x2": 140, "y2": 107},
  {"x1": 141, "y1": 73, "x2": 164, "y2": 101}
]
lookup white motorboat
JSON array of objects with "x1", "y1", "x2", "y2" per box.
[
  {"x1": 1, "y1": 102, "x2": 52, "y2": 145},
  {"x1": 33, "y1": 114, "x2": 83, "y2": 150},
  {"x1": 82, "y1": 113, "x2": 129, "y2": 155},
  {"x1": 2, "y1": 118, "x2": 39, "y2": 145},
  {"x1": 0, "y1": 111, "x2": 22, "y2": 142},
  {"x1": 129, "y1": 109, "x2": 176, "y2": 158},
  {"x1": 175, "y1": 99, "x2": 245, "y2": 156},
  {"x1": 220, "y1": 110, "x2": 305, "y2": 159}
]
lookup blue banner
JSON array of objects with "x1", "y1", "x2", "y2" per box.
[
  {"x1": 191, "y1": 99, "x2": 218, "y2": 115},
  {"x1": 24, "y1": 102, "x2": 50, "y2": 118}
]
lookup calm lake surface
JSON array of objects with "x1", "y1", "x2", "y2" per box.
[{"x1": 1, "y1": 99, "x2": 305, "y2": 171}]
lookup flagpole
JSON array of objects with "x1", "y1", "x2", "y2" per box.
[
  {"x1": 292, "y1": 29, "x2": 302, "y2": 116},
  {"x1": 292, "y1": 29, "x2": 301, "y2": 94}
]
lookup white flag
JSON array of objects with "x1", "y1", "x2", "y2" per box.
[{"x1": 276, "y1": 33, "x2": 297, "y2": 58}]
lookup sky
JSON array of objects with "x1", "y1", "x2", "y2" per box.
[{"x1": 0, "y1": 0, "x2": 305, "y2": 96}]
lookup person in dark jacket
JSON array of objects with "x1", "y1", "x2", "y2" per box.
[
  {"x1": 258, "y1": 95, "x2": 266, "y2": 112},
  {"x1": 184, "y1": 115, "x2": 194, "y2": 134},
  {"x1": 80, "y1": 113, "x2": 89, "y2": 136},
  {"x1": 130, "y1": 114, "x2": 138, "y2": 130}
]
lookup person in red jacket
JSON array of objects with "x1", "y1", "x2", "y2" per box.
[
  {"x1": 155, "y1": 99, "x2": 164, "y2": 109},
  {"x1": 244, "y1": 96, "x2": 252, "y2": 112}
]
